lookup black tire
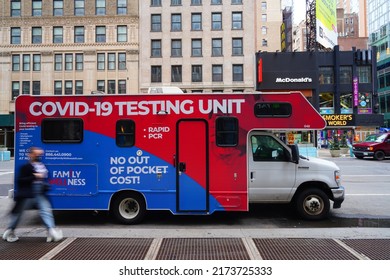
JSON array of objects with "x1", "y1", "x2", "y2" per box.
[
  {"x1": 374, "y1": 150, "x2": 385, "y2": 161},
  {"x1": 295, "y1": 188, "x2": 330, "y2": 220},
  {"x1": 111, "y1": 192, "x2": 146, "y2": 224}
]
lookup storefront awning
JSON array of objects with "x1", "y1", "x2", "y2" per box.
[{"x1": 0, "y1": 114, "x2": 14, "y2": 127}]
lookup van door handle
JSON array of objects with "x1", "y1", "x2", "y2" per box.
[
  {"x1": 250, "y1": 171, "x2": 255, "y2": 181},
  {"x1": 179, "y1": 162, "x2": 186, "y2": 172}
]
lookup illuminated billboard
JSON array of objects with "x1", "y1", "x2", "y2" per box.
[{"x1": 316, "y1": 0, "x2": 338, "y2": 49}]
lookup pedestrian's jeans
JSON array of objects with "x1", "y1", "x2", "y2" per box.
[{"x1": 8, "y1": 182, "x2": 56, "y2": 230}]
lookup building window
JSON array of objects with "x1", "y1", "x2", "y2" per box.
[
  {"x1": 171, "y1": 66, "x2": 182, "y2": 82},
  {"x1": 171, "y1": 39, "x2": 182, "y2": 57},
  {"x1": 22, "y1": 81, "x2": 30, "y2": 95},
  {"x1": 65, "y1": 81, "x2": 73, "y2": 95},
  {"x1": 32, "y1": 0, "x2": 42, "y2": 16},
  {"x1": 117, "y1": 0, "x2": 127, "y2": 14},
  {"x1": 97, "y1": 80, "x2": 105, "y2": 92},
  {"x1": 11, "y1": 0, "x2": 21, "y2": 17},
  {"x1": 151, "y1": 0, "x2": 161, "y2": 6},
  {"x1": 212, "y1": 38, "x2": 223, "y2": 56},
  {"x1": 118, "y1": 53, "x2": 126, "y2": 70},
  {"x1": 33, "y1": 54, "x2": 41, "y2": 71},
  {"x1": 232, "y1": 38, "x2": 243, "y2": 55},
  {"x1": 75, "y1": 80, "x2": 83, "y2": 94},
  {"x1": 233, "y1": 64, "x2": 244, "y2": 81},
  {"x1": 108, "y1": 80, "x2": 116, "y2": 94},
  {"x1": 116, "y1": 120, "x2": 135, "y2": 147},
  {"x1": 65, "y1": 54, "x2": 73, "y2": 70},
  {"x1": 192, "y1": 65, "x2": 202, "y2": 82},
  {"x1": 212, "y1": 65, "x2": 223, "y2": 82},
  {"x1": 216, "y1": 117, "x2": 238, "y2": 147},
  {"x1": 212, "y1": 13, "x2": 222, "y2": 30},
  {"x1": 96, "y1": 26, "x2": 106, "y2": 42},
  {"x1": 96, "y1": 0, "x2": 106, "y2": 15},
  {"x1": 117, "y1": 25, "x2": 127, "y2": 42},
  {"x1": 32, "y1": 81, "x2": 41, "y2": 95},
  {"x1": 262, "y1": 39, "x2": 268, "y2": 47},
  {"x1": 192, "y1": 39, "x2": 202, "y2": 56},
  {"x1": 357, "y1": 66, "x2": 371, "y2": 83},
  {"x1": 32, "y1": 27, "x2": 42, "y2": 44},
  {"x1": 262, "y1": 26, "x2": 267, "y2": 35},
  {"x1": 151, "y1": 40, "x2": 162, "y2": 57},
  {"x1": 340, "y1": 66, "x2": 352, "y2": 84},
  {"x1": 151, "y1": 14, "x2": 162, "y2": 31},
  {"x1": 171, "y1": 14, "x2": 182, "y2": 31},
  {"x1": 261, "y1": 1, "x2": 267, "y2": 10},
  {"x1": 340, "y1": 94, "x2": 353, "y2": 114},
  {"x1": 12, "y1": 55, "x2": 20, "y2": 71},
  {"x1": 75, "y1": 54, "x2": 83, "y2": 70},
  {"x1": 262, "y1": 14, "x2": 267, "y2": 22},
  {"x1": 151, "y1": 66, "x2": 162, "y2": 82},
  {"x1": 53, "y1": 0, "x2": 64, "y2": 16},
  {"x1": 319, "y1": 92, "x2": 334, "y2": 114},
  {"x1": 232, "y1": 12, "x2": 243, "y2": 29},
  {"x1": 97, "y1": 53, "x2": 105, "y2": 70},
  {"x1": 75, "y1": 0, "x2": 85, "y2": 15},
  {"x1": 192, "y1": 13, "x2": 202, "y2": 31},
  {"x1": 108, "y1": 53, "x2": 116, "y2": 70},
  {"x1": 211, "y1": 0, "x2": 222, "y2": 4},
  {"x1": 53, "y1": 27, "x2": 63, "y2": 43},
  {"x1": 319, "y1": 67, "x2": 334, "y2": 84},
  {"x1": 171, "y1": 0, "x2": 182, "y2": 5},
  {"x1": 11, "y1": 28, "x2": 21, "y2": 44},
  {"x1": 74, "y1": 26, "x2": 85, "y2": 43},
  {"x1": 232, "y1": 0, "x2": 242, "y2": 4},
  {"x1": 12, "y1": 82, "x2": 20, "y2": 100},
  {"x1": 23, "y1": 55, "x2": 30, "y2": 71},
  {"x1": 54, "y1": 81, "x2": 62, "y2": 95},
  {"x1": 191, "y1": 0, "x2": 202, "y2": 5},
  {"x1": 118, "y1": 80, "x2": 126, "y2": 94},
  {"x1": 54, "y1": 54, "x2": 62, "y2": 71}
]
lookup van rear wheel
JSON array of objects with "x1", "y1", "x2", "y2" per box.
[
  {"x1": 295, "y1": 188, "x2": 330, "y2": 220},
  {"x1": 111, "y1": 193, "x2": 146, "y2": 224}
]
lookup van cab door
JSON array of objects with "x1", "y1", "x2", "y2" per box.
[{"x1": 248, "y1": 132, "x2": 296, "y2": 202}]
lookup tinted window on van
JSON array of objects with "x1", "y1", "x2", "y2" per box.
[
  {"x1": 216, "y1": 117, "x2": 238, "y2": 147},
  {"x1": 42, "y1": 119, "x2": 83, "y2": 143},
  {"x1": 116, "y1": 120, "x2": 135, "y2": 147},
  {"x1": 254, "y1": 102, "x2": 292, "y2": 117}
]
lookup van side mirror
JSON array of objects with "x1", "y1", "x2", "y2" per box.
[{"x1": 288, "y1": 144, "x2": 300, "y2": 164}]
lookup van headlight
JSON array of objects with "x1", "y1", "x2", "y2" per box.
[{"x1": 334, "y1": 170, "x2": 341, "y2": 186}]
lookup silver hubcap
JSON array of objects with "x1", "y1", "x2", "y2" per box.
[
  {"x1": 303, "y1": 195, "x2": 323, "y2": 215},
  {"x1": 119, "y1": 198, "x2": 139, "y2": 220}
]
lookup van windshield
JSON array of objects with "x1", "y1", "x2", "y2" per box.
[{"x1": 375, "y1": 134, "x2": 387, "y2": 143}]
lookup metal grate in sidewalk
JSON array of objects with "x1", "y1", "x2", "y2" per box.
[
  {"x1": 0, "y1": 237, "x2": 59, "y2": 260},
  {"x1": 156, "y1": 238, "x2": 250, "y2": 260},
  {"x1": 342, "y1": 239, "x2": 390, "y2": 260},
  {"x1": 51, "y1": 238, "x2": 153, "y2": 260},
  {"x1": 253, "y1": 238, "x2": 359, "y2": 260}
]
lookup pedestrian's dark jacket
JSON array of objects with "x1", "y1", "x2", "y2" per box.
[{"x1": 15, "y1": 162, "x2": 36, "y2": 199}]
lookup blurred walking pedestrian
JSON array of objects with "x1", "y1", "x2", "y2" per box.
[{"x1": 2, "y1": 147, "x2": 63, "y2": 242}]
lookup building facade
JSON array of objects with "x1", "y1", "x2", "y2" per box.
[
  {"x1": 367, "y1": 0, "x2": 390, "y2": 127},
  {"x1": 0, "y1": 0, "x2": 139, "y2": 154},
  {"x1": 256, "y1": 47, "x2": 384, "y2": 143}
]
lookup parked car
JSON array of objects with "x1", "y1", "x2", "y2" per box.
[{"x1": 352, "y1": 133, "x2": 390, "y2": 160}]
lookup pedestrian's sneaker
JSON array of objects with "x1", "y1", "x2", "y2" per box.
[
  {"x1": 2, "y1": 229, "x2": 19, "y2": 242},
  {"x1": 47, "y1": 228, "x2": 63, "y2": 242}
]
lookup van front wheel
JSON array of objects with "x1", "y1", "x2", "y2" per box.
[
  {"x1": 111, "y1": 193, "x2": 146, "y2": 224},
  {"x1": 295, "y1": 188, "x2": 330, "y2": 220}
]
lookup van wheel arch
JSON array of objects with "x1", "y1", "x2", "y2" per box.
[
  {"x1": 293, "y1": 184, "x2": 331, "y2": 220},
  {"x1": 110, "y1": 191, "x2": 146, "y2": 224}
]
